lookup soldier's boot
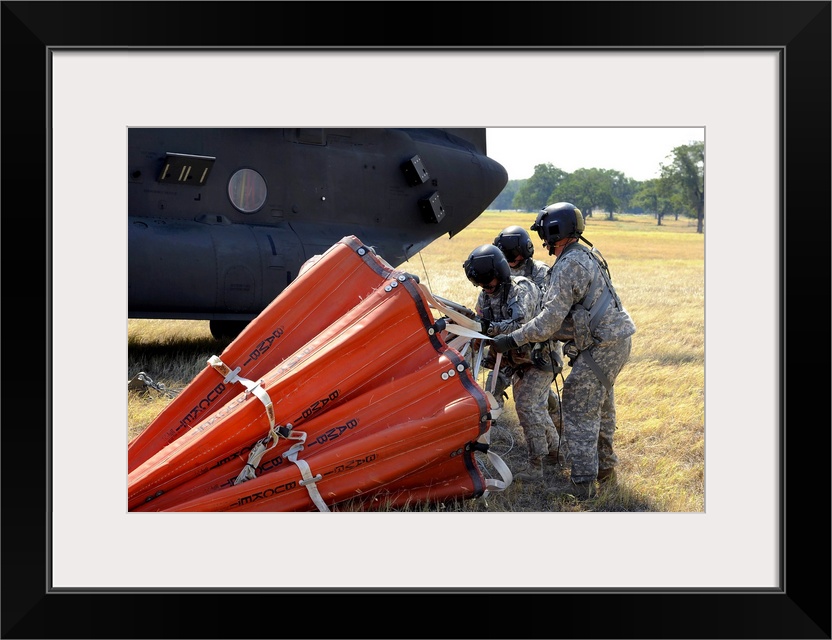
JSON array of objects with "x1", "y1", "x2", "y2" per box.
[
  {"x1": 513, "y1": 457, "x2": 544, "y2": 483},
  {"x1": 597, "y1": 467, "x2": 617, "y2": 484},
  {"x1": 570, "y1": 479, "x2": 597, "y2": 500},
  {"x1": 545, "y1": 478, "x2": 596, "y2": 499}
]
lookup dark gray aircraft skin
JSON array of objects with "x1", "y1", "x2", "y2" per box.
[{"x1": 128, "y1": 128, "x2": 508, "y2": 338}]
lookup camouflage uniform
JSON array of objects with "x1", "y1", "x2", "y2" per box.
[
  {"x1": 477, "y1": 276, "x2": 559, "y2": 461},
  {"x1": 509, "y1": 257, "x2": 564, "y2": 438},
  {"x1": 510, "y1": 256, "x2": 550, "y2": 289},
  {"x1": 508, "y1": 241, "x2": 636, "y2": 484}
]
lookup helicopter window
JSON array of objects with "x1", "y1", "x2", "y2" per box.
[{"x1": 228, "y1": 168, "x2": 267, "y2": 213}]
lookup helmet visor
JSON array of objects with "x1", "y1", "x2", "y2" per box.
[
  {"x1": 465, "y1": 254, "x2": 500, "y2": 286},
  {"x1": 497, "y1": 234, "x2": 522, "y2": 261}
]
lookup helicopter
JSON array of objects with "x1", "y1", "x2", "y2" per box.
[{"x1": 128, "y1": 127, "x2": 508, "y2": 339}]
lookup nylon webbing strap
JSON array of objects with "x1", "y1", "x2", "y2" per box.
[
  {"x1": 284, "y1": 439, "x2": 330, "y2": 512},
  {"x1": 476, "y1": 432, "x2": 513, "y2": 494},
  {"x1": 444, "y1": 323, "x2": 489, "y2": 340},
  {"x1": 565, "y1": 243, "x2": 619, "y2": 334},
  {"x1": 418, "y1": 283, "x2": 480, "y2": 330},
  {"x1": 490, "y1": 352, "x2": 503, "y2": 393},
  {"x1": 588, "y1": 287, "x2": 613, "y2": 333},
  {"x1": 580, "y1": 350, "x2": 613, "y2": 392},
  {"x1": 207, "y1": 355, "x2": 275, "y2": 430}
]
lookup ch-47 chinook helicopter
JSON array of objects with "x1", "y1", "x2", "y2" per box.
[{"x1": 128, "y1": 128, "x2": 508, "y2": 339}]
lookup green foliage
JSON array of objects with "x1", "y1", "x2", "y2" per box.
[
  {"x1": 489, "y1": 178, "x2": 522, "y2": 209},
  {"x1": 512, "y1": 163, "x2": 567, "y2": 211},
  {"x1": 486, "y1": 140, "x2": 703, "y2": 233},
  {"x1": 660, "y1": 141, "x2": 705, "y2": 232}
]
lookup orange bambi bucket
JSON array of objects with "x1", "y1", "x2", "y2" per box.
[{"x1": 128, "y1": 236, "x2": 508, "y2": 512}]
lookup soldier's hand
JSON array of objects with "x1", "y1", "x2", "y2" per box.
[
  {"x1": 478, "y1": 317, "x2": 491, "y2": 335},
  {"x1": 492, "y1": 334, "x2": 517, "y2": 353}
]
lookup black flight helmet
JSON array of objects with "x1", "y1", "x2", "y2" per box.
[
  {"x1": 494, "y1": 225, "x2": 535, "y2": 263},
  {"x1": 531, "y1": 202, "x2": 585, "y2": 255},
  {"x1": 463, "y1": 244, "x2": 511, "y2": 289}
]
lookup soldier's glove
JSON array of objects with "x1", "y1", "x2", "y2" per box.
[
  {"x1": 492, "y1": 334, "x2": 517, "y2": 354},
  {"x1": 477, "y1": 317, "x2": 491, "y2": 336}
]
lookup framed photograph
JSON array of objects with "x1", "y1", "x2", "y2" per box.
[{"x1": 3, "y1": 2, "x2": 828, "y2": 638}]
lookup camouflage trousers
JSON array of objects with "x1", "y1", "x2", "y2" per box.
[
  {"x1": 561, "y1": 335, "x2": 632, "y2": 484},
  {"x1": 510, "y1": 365, "x2": 559, "y2": 461},
  {"x1": 488, "y1": 366, "x2": 562, "y2": 454}
]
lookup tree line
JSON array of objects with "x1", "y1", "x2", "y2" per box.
[{"x1": 488, "y1": 141, "x2": 704, "y2": 233}]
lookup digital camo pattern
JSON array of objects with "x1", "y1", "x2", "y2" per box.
[
  {"x1": 487, "y1": 364, "x2": 562, "y2": 442},
  {"x1": 510, "y1": 258, "x2": 551, "y2": 291},
  {"x1": 482, "y1": 267, "x2": 563, "y2": 448},
  {"x1": 507, "y1": 240, "x2": 636, "y2": 484},
  {"x1": 561, "y1": 336, "x2": 632, "y2": 482},
  {"x1": 510, "y1": 243, "x2": 636, "y2": 347},
  {"x1": 475, "y1": 275, "x2": 557, "y2": 462},
  {"x1": 548, "y1": 388, "x2": 562, "y2": 436},
  {"x1": 511, "y1": 256, "x2": 565, "y2": 389},
  {"x1": 476, "y1": 275, "x2": 541, "y2": 369},
  {"x1": 512, "y1": 364, "x2": 558, "y2": 460}
]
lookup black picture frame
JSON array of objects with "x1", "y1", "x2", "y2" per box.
[{"x1": 2, "y1": 2, "x2": 829, "y2": 638}]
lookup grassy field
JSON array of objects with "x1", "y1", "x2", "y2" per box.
[{"x1": 128, "y1": 211, "x2": 704, "y2": 512}]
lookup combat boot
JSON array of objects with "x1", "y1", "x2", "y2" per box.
[
  {"x1": 597, "y1": 467, "x2": 617, "y2": 484},
  {"x1": 570, "y1": 480, "x2": 596, "y2": 499},
  {"x1": 513, "y1": 458, "x2": 544, "y2": 483}
]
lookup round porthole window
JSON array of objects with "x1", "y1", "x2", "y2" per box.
[{"x1": 228, "y1": 168, "x2": 267, "y2": 213}]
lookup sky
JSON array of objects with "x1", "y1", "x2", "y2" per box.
[{"x1": 485, "y1": 127, "x2": 704, "y2": 182}]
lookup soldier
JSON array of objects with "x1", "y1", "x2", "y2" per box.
[
  {"x1": 492, "y1": 203, "x2": 636, "y2": 498},
  {"x1": 494, "y1": 225, "x2": 551, "y2": 287},
  {"x1": 463, "y1": 244, "x2": 560, "y2": 482},
  {"x1": 493, "y1": 226, "x2": 565, "y2": 444}
]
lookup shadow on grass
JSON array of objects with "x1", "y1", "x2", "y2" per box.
[{"x1": 128, "y1": 336, "x2": 231, "y2": 389}]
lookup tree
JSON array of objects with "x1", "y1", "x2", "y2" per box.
[
  {"x1": 660, "y1": 141, "x2": 704, "y2": 233},
  {"x1": 512, "y1": 163, "x2": 567, "y2": 211},
  {"x1": 550, "y1": 167, "x2": 621, "y2": 218},
  {"x1": 489, "y1": 178, "x2": 523, "y2": 210},
  {"x1": 632, "y1": 178, "x2": 677, "y2": 225}
]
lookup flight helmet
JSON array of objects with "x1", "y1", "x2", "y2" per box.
[
  {"x1": 463, "y1": 244, "x2": 511, "y2": 289},
  {"x1": 494, "y1": 225, "x2": 535, "y2": 263},
  {"x1": 531, "y1": 202, "x2": 585, "y2": 255}
]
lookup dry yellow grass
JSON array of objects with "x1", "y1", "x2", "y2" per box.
[{"x1": 128, "y1": 211, "x2": 704, "y2": 512}]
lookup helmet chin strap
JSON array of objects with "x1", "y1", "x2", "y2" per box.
[{"x1": 552, "y1": 237, "x2": 577, "y2": 257}]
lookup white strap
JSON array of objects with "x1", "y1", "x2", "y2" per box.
[
  {"x1": 484, "y1": 450, "x2": 514, "y2": 494},
  {"x1": 485, "y1": 392, "x2": 503, "y2": 421},
  {"x1": 484, "y1": 351, "x2": 504, "y2": 420},
  {"x1": 476, "y1": 431, "x2": 513, "y2": 495},
  {"x1": 473, "y1": 336, "x2": 486, "y2": 378},
  {"x1": 448, "y1": 334, "x2": 470, "y2": 353},
  {"x1": 418, "y1": 283, "x2": 480, "y2": 330},
  {"x1": 283, "y1": 436, "x2": 330, "y2": 512},
  {"x1": 490, "y1": 352, "x2": 502, "y2": 393},
  {"x1": 444, "y1": 323, "x2": 489, "y2": 340},
  {"x1": 207, "y1": 355, "x2": 275, "y2": 430}
]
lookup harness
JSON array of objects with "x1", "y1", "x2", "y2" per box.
[
  {"x1": 484, "y1": 278, "x2": 556, "y2": 376},
  {"x1": 560, "y1": 241, "x2": 622, "y2": 391}
]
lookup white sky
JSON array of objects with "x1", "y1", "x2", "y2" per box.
[{"x1": 486, "y1": 127, "x2": 705, "y2": 182}]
